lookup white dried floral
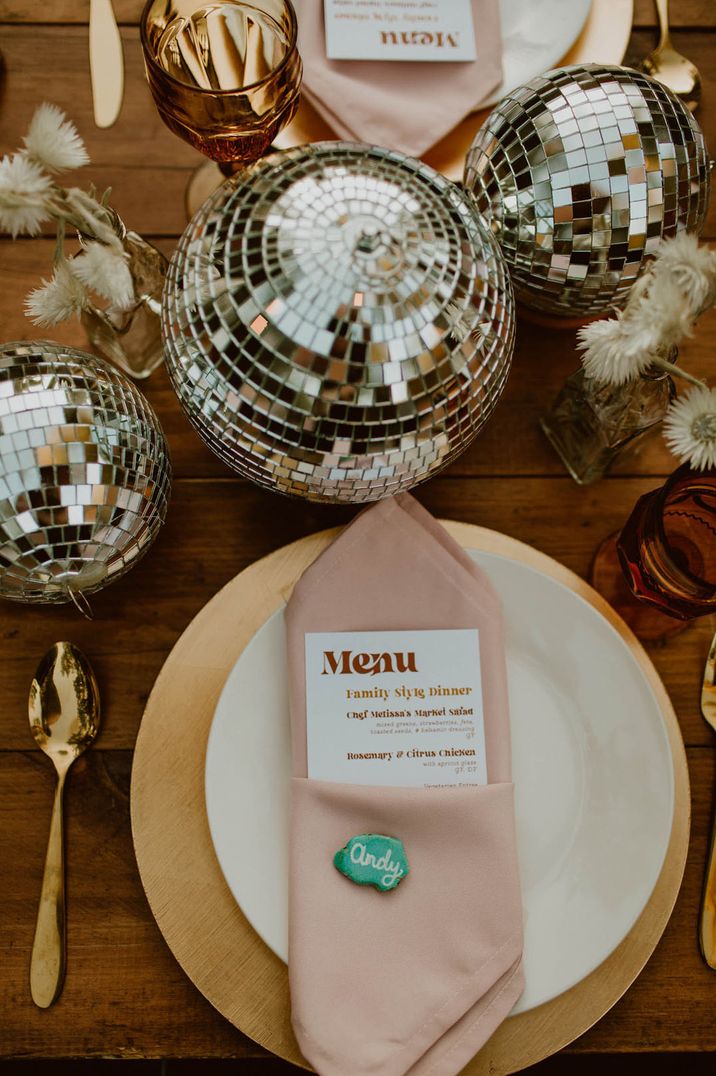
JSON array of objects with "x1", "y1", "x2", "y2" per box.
[
  {"x1": 70, "y1": 242, "x2": 134, "y2": 308},
  {"x1": 577, "y1": 316, "x2": 655, "y2": 385},
  {"x1": 630, "y1": 269, "x2": 694, "y2": 350},
  {"x1": 579, "y1": 232, "x2": 716, "y2": 387},
  {"x1": 0, "y1": 153, "x2": 52, "y2": 237},
  {"x1": 24, "y1": 259, "x2": 89, "y2": 326},
  {"x1": 652, "y1": 230, "x2": 716, "y2": 314},
  {"x1": 664, "y1": 384, "x2": 716, "y2": 470},
  {"x1": 23, "y1": 103, "x2": 89, "y2": 174}
]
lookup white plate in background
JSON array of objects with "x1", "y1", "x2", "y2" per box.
[{"x1": 487, "y1": 0, "x2": 594, "y2": 106}]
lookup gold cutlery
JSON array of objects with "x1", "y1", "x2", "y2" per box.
[
  {"x1": 637, "y1": 0, "x2": 701, "y2": 112},
  {"x1": 89, "y1": 0, "x2": 124, "y2": 128},
  {"x1": 700, "y1": 629, "x2": 716, "y2": 969},
  {"x1": 28, "y1": 642, "x2": 101, "y2": 1008}
]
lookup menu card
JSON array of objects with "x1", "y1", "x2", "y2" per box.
[
  {"x1": 305, "y1": 629, "x2": 487, "y2": 786},
  {"x1": 323, "y1": 0, "x2": 478, "y2": 63}
]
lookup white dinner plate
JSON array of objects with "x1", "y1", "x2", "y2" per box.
[
  {"x1": 205, "y1": 548, "x2": 674, "y2": 1015},
  {"x1": 488, "y1": 0, "x2": 593, "y2": 107}
]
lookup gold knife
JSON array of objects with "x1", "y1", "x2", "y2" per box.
[
  {"x1": 89, "y1": 0, "x2": 124, "y2": 129},
  {"x1": 700, "y1": 628, "x2": 716, "y2": 969}
]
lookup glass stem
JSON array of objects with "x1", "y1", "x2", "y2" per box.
[{"x1": 218, "y1": 161, "x2": 244, "y2": 178}]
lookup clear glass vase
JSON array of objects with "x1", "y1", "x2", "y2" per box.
[
  {"x1": 79, "y1": 227, "x2": 167, "y2": 381},
  {"x1": 540, "y1": 359, "x2": 676, "y2": 486}
]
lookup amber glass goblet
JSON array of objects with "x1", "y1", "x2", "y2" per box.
[
  {"x1": 141, "y1": 0, "x2": 302, "y2": 216},
  {"x1": 591, "y1": 465, "x2": 716, "y2": 640}
]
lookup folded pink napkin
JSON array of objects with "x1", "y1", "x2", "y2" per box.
[
  {"x1": 287, "y1": 493, "x2": 524, "y2": 1076},
  {"x1": 292, "y1": 0, "x2": 503, "y2": 158}
]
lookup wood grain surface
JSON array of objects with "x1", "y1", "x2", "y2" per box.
[{"x1": 0, "y1": 0, "x2": 715, "y2": 1067}]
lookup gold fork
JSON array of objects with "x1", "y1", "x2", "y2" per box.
[{"x1": 699, "y1": 629, "x2": 716, "y2": 968}]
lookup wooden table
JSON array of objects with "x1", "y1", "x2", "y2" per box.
[{"x1": 0, "y1": 1, "x2": 715, "y2": 1070}]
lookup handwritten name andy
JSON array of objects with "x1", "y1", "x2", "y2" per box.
[{"x1": 349, "y1": 839, "x2": 405, "y2": 888}]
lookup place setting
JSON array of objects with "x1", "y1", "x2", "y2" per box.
[
  {"x1": 1, "y1": 0, "x2": 715, "y2": 1073},
  {"x1": 132, "y1": 507, "x2": 690, "y2": 1072}
]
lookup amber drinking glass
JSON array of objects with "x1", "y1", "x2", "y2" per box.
[
  {"x1": 618, "y1": 465, "x2": 716, "y2": 618},
  {"x1": 592, "y1": 465, "x2": 716, "y2": 640},
  {"x1": 141, "y1": 0, "x2": 302, "y2": 214}
]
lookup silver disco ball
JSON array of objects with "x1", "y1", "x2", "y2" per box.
[
  {"x1": 163, "y1": 142, "x2": 515, "y2": 503},
  {"x1": 464, "y1": 64, "x2": 711, "y2": 317},
  {"x1": 0, "y1": 342, "x2": 171, "y2": 605}
]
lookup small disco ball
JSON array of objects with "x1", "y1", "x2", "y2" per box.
[
  {"x1": 163, "y1": 142, "x2": 515, "y2": 503},
  {"x1": 0, "y1": 341, "x2": 171, "y2": 606},
  {"x1": 464, "y1": 64, "x2": 711, "y2": 318}
]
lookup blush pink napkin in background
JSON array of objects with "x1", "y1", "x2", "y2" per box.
[
  {"x1": 292, "y1": 0, "x2": 504, "y2": 158},
  {"x1": 286, "y1": 493, "x2": 524, "y2": 1076}
]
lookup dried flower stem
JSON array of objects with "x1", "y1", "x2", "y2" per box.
[
  {"x1": 650, "y1": 356, "x2": 706, "y2": 389},
  {"x1": 0, "y1": 103, "x2": 137, "y2": 323},
  {"x1": 44, "y1": 186, "x2": 119, "y2": 246}
]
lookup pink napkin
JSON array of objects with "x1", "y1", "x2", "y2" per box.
[
  {"x1": 287, "y1": 493, "x2": 524, "y2": 1076},
  {"x1": 292, "y1": 1, "x2": 504, "y2": 158}
]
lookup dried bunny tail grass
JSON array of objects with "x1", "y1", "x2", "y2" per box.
[
  {"x1": 630, "y1": 269, "x2": 695, "y2": 350},
  {"x1": 652, "y1": 231, "x2": 716, "y2": 313},
  {"x1": 578, "y1": 314, "x2": 654, "y2": 385},
  {"x1": 0, "y1": 153, "x2": 52, "y2": 237},
  {"x1": 70, "y1": 242, "x2": 134, "y2": 307},
  {"x1": 577, "y1": 233, "x2": 716, "y2": 387},
  {"x1": 24, "y1": 260, "x2": 89, "y2": 326},
  {"x1": 23, "y1": 103, "x2": 89, "y2": 174}
]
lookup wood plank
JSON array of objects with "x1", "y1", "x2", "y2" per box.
[
  {"x1": 0, "y1": 28, "x2": 180, "y2": 174},
  {"x1": 0, "y1": 27, "x2": 714, "y2": 238},
  {"x1": 0, "y1": 745, "x2": 713, "y2": 1057},
  {"x1": 0, "y1": 749, "x2": 255, "y2": 1059},
  {"x1": 0, "y1": 166, "x2": 194, "y2": 240},
  {"x1": 7, "y1": 1056, "x2": 716, "y2": 1075},
  {"x1": 2, "y1": 240, "x2": 716, "y2": 483},
  {"x1": 0, "y1": 475, "x2": 712, "y2": 750},
  {"x1": 1, "y1": 0, "x2": 714, "y2": 30},
  {"x1": 0, "y1": 26, "x2": 196, "y2": 238},
  {"x1": 0, "y1": 0, "x2": 172, "y2": 22},
  {"x1": 9, "y1": 1066, "x2": 161, "y2": 1075},
  {"x1": 634, "y1": 0, "x2": 716, "y2": 27},
  {"x1": 161, "y1": 1059, "x2": 716, "y2": 1076}
]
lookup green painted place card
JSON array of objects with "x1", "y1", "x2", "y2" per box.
[{"x1": 333, "y1": 833, "x2": 409, "y2": 892}]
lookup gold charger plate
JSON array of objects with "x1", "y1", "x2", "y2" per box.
[{"x1": 131, "y1": 521, "x2": 689, "y2": 1074}]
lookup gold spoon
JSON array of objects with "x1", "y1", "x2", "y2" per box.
[
  {"x1": 637, "y1": 0, "x2": 701, "y2": 111},
  {"x1": 28, "y1": 642, "x2": 100, "y2": 1008}
]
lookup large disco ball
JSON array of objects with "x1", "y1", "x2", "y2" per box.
[
  {"x1": 163, "y1": 142, "x2": 515, "y2": 503},
  {"x1": 0, "y1": 342, "x2": 171, "y2": 605},
  {"x1": 464, "y1": 64, "x2": 711, "y2": 318}
]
